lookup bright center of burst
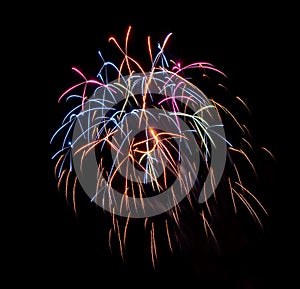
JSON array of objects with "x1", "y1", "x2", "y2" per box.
[
  {"x1": 130, "y1": 128, "x2": 162, "y2": 172},
  {"x1": 126, "y1": 127, "x2": 180, "y2": 193}
]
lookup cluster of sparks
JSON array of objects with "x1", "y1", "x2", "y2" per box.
[{"x1": 50, "y1": 26, "x2": 272, "y2": 267}]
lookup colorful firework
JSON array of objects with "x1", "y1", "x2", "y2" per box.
[{"x1": 50, "y1": 26, "x2": 273, "y2": 267}]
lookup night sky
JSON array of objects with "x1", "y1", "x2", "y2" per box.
[{"x1": 21, "y1": 2, "x2": 296, "y2": 287}]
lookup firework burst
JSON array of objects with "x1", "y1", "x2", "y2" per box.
[{"x1": 50, "y1": 26, "x2": 273, "y2": 268}]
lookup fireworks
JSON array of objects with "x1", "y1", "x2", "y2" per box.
[{"x1": 50, "y1": 26, "x2": 272, "y2": 268}]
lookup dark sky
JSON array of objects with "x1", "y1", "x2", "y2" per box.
[{"x1": 22, "y1": 2, "x2": 296, "y2": 287}]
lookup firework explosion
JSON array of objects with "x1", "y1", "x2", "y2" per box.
[{"x1": 50, "y1": 26, "x2": 272, "y2": 268}]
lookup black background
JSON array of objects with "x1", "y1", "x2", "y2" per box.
[{"x1": 17, "y1": 2, "x2": 296, "y2": 288}]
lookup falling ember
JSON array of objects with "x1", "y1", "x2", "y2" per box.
[{"x1": 50, "y1": 26, "x2": 273, "y2": 267}]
